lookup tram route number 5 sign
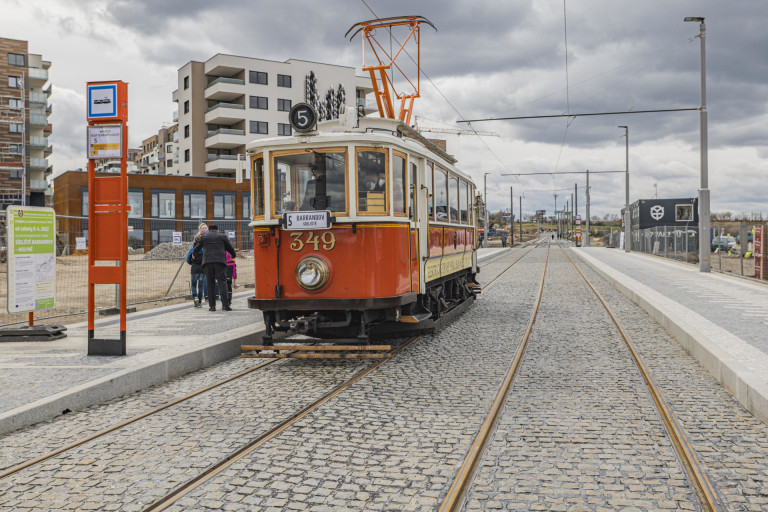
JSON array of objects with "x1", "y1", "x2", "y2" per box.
[{"x1": 6, "y1": 206, "x2": 57, "y2": 314}]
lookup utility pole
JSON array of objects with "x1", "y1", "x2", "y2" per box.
[
  {"x1": 570, "y1": 192, "x2": 574, "y2": 239},
  {"x1": 483, "y1": 172, "x2": 490, "y2": 248},
  {"x1": 510, "y1": 186, "x2": 513, "y2": 245},
  {"x1": 585, "y1": 170, "x2": 591, "y2": 247},
  {"x1": 519, "y1": 195, "x2": 522, "y2": 244},
  {"x1": 21, "y1": 72, "x2": 26, "y2": 206},
  {"x1": 619, "y1": 125, "x2": 630, "y2": 253},
  {"x1": 553, "y1": 193, "x2": 558, "y2": 238}
]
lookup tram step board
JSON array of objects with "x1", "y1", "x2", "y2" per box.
[
  {"x1": 241, "y1": 345, "x2": 391, "y2": 352},
  {"x1": 242, "y1": 352, "x2": 390, "y2": 359}
]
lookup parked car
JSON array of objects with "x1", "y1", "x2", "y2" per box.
[
  {"x1": 711, "y1": 235, "x2": 736, "y2": 251},
  {"x1": 736, "y1": 233, "x2": 754, "y2": 243}
]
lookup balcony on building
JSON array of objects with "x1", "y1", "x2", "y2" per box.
[
  {"x1": 205, "y1": 154, "x2": 238, "y2": 175},
  {"x1": 28, "y1": 91, "x2": 48, "y2": 104},
  {"x1": 44, "y1": 145, "x2": 53, "y2": 156},
  {"x1": 206, "y1": 128, "x2": 245, "y2": 149},
  {"x1": 29, "y1": 136, "x2": 48, "y2": 148},
  {"x1": 27, "y1": 67, "x2": 49, "y2": 86},
  {"x1": 204, "y1": 77, "x2": 245, "y2": 102},
  {"x1": 30, "y1": 113, "x2": 47, "y2": 126},
  {"x1": 30, "y1": 179, "x2": 48, "y2": 192},
  {"x1": 29, "y1": 157, "x2": 48, "y2": 170},
  {"x1": 204, "y1": 102, "x2": 245, "y2": 125},
  {"x1": 172, "y1": 110, "x2": 178, "y2": 122}
]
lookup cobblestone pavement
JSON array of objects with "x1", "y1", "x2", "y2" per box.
[
  {"x1": 464, "y1": 245, "x2": 697, "y2": 511},
  {"x1": 0, "y1": 248, "x2": 531, "y2": 511},
  {"x1": 159, "y1": 247, "x2": 548, "y2": 511},
  {"x1": 572, "y1": 250, "x2": 768, "y2": 512}
]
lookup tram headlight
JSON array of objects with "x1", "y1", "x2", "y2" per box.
[{"x1": 295, "y1": 256, "x2": 330, "y2": 290}]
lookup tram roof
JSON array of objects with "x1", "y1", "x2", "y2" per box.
[{"x1": 245, "y1": 115, "x2": 474, "y2": 184}]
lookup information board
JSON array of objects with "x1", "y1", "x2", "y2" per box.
[
  {"x1": 88, "y1": 124, "x2": 123, "y2": 159},
  {"x1": 6, "y1": 206, "x2": 56, "y2": 313}
]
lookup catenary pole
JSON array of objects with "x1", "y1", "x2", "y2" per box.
[
  {"x1": 619, "y1": 125, "x2": 630, "y2": 252},
  {"x1": 585, "y1": 170, "x2": 591, "y2": 247}
]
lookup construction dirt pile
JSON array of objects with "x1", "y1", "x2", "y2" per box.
[{"x1": 142, "y1": 242, "x2": 193, "y2": 260}]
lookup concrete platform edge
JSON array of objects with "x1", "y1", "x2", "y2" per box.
[
  {"x1": 572, "y1": 248, "x2": 768, "y2": 425},
  {"x1": 0, "y1": 324, "x2": 263, "y2": 436}
]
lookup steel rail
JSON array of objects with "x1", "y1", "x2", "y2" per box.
[
  {"x1": 142, "y1": 334, "x2": 423, "y2": 512},
  {"x1": 558, "y1": 243, "x2": 726, "y2": 512},
  {"x1": 439, "y1": 242, "x2": 550, "y2": 512},
  {"x1": 0, "y1": 357, "x2": 282, "y2": 480},
  {"x1": 480, "y1": 237, "x2": 546, "y2": 291}
]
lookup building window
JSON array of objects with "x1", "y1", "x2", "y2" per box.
[
  {"x1": 278, "y1": 123, "x2": 292, "y2": 136},
  {"x1": 184, "y1": 125, "x2": 189, "y2": 138},
  {"x1": 128, "y1": 189, "x2": 143, "y2": 218},
  {"x1": 8, "y1": 76, "x2": 22, "y2": 89},
  {"x1": 213, "y1": 192, "x2": 236, "y2": 219},
  {"x1": 166, "y1": 144, "x2": 172, "y2": 152},
  {"x1": 9, "y1": 123, "x2": 22, "y2": 133},
  {"x1": 183, "y1": 100, "x2": 189, "y2": 114},
  {"x1": 242, "y1": 192, "x2": 251, "y2": 220},
  {"x1": 10, "y1": 169, "x2": 22, "y2": 179},
  {"x1": 277, "y1": 74, "x2": 292, "y2": 88},
  {"x1": 249, "y1": 121, "x2": 268, "y2": 134},
  {"x1": 8, "y1": 99, "x2": 23, "y2": 109},
  {"x1": 249, "y1": 96, "x2": 268, "y2": 109},
  {"x1": 184, "y1": 76, "x2": 189, "y2": 89},
  {"x1": 183, "y1": 191, "x2": 207, "y2": 219},
  {"x1": 184, "y1": 149, "x2": 190, "y2": 162},
  {"x1": 8, "y1": 143, "x2": 22, "y2": 155},
  {"x1": 167, "y1": 159, "x2": 173, "y2": 168},
  {"x1": 249, "y1": 71, "x2": 267, "y2": 85},
  {"x1": 151, "y1": 189, "x2": 176, "y2": 218},
  {"x1": 8, "y1": 53, "x2": 25, "y2": 66},
  {"x1": 277, "y1": 99, "x2": 291, "y2": 112},
  {"x1": 82, "y1": 187, "x2": 89, "y2": 216}
]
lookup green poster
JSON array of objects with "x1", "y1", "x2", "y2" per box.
[{"x1": 6, "y1": 206, "x2": 56, "y2": 314}]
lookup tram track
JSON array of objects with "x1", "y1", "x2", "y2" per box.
[
  {"x1": 0, "y1": 242, "x2": 535, "y2": 508},
  {"x1": 440, "y1": 240, "x2": 727, "y2": 512}
]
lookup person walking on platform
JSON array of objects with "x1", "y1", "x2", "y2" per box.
[
  {"x1": 186, "y1": 232, "x2": 205, "y2": 308},
  {"x1": 501, "y1": 233, "x2": 508, "y2": 248},
  {"x1": 193, "y1": 224, "x2": 236, "y2": 311}
]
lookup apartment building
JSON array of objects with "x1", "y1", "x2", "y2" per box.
[
  {"x1": 0, "y1": 37, "x2": 52, "y2": 207},
  {"x1": 136, "y1": 124, "x2": 178, "y2": 174},
  {"x1": 172, "y1": 54, "x2": 373, "y2": 177}
]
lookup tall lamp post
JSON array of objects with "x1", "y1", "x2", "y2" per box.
[
  {"x1": 619, "y1": 125, "x2": 630, "y2": 253},
  {"x1": 483, "y1": 172, "x2": 490, "y2": 248},
  {"x1": 685, "y1": 16, "x2": 710, "y2": 272}
]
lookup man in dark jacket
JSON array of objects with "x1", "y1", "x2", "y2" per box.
[{"x1": 192, "y1": 225, "x2": 236, "y2": 311}]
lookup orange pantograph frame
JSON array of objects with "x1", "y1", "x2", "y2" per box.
[{"x1": 346, "y1": 16, "x2": 436, "y2": 125}]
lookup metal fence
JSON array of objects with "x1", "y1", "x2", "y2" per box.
[
  {"x1": 606, "y1": 223, "x2": 767, "y2": 278},
  {"x1": 0, "y1": 213, "x2": 256, "y2": 327}
]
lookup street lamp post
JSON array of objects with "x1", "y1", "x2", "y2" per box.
[
  {"x1": 619, "y1": 125, "x2": 630, "y2": 253},
  {"x1": 484, "y1": 172, "x2": 490, "y2": 248},
  {"x1": 685, "y1": 16, "x2": 710, "y2": 272}
]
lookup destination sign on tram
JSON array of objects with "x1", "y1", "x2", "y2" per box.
[{"x1": 284, "y1": 211, "x2": 331, "y2": 230}]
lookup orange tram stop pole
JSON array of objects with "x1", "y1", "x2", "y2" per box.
[{"x1": 86, "y1": 80, "x2": 129, "y2": 356}]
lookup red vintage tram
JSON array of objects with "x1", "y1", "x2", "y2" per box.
[{"x1": 244, "y1": 16, "x2": 480, "y2": 347}]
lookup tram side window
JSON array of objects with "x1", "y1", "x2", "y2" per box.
[
  {"x1": 434, "y1": 167, "x2": 448, "y2": 220},
  {"x1": 252, "y1": 155, "x2": 265, "y2": 218},
  {"x1": 272, "y1": 149, "x2": 346, "y2": 214},
  {"x1": 393, "y1": 152, "x2": 406, "y2": 215},
  {"x1": 426, "y1": 162, "x2": 434, "y2": 218},
  {"x1": 449, "y1": 176, "x2": 459, "y2": 223},
  {"x1": 469, "y1": 185, "x2": 475, "y2": 223},
  {"x1": 409, "y1": 162, "x2": 417, "y2": 220},
  {"x1": 460, "y1": 180, "x2": 468, "y2": 223},
  {"x1": 357, "y1": 149, "x2": 387, "y2": 214}
]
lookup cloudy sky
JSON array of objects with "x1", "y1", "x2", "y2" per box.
[{"x1": 2, "y1": 0, "x2": 766, "y2": 218}]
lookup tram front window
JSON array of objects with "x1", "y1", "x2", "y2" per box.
[{"x1": 273, "y1": 149, "x2": 346, "y2": 214}]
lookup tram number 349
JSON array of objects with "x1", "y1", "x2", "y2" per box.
[{"x1": 289, "y1": 231, "x2": 336, "y2": 252}]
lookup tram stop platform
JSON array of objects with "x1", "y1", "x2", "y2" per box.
[
  {"x1": 0, "y1": 249, "x2": 507, "y2": 436},
  {"x1": 574, "y1": 247, "x2": 768, "y2": 425}
]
